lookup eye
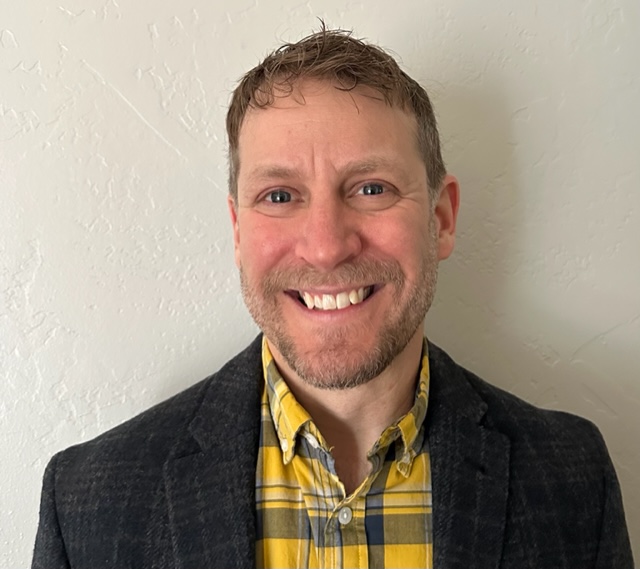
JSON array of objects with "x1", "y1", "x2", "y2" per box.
[
  {"x1": 350, "y1": 180, "x2": 399, "y2": 211},
  {"x1": 358, "y1": 183, "x2": 385, "y2": 196},
  {"x1": 265, "y1": 189, "x2": 292, "y2": 203}
]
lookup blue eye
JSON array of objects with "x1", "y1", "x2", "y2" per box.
[
  {"x1": 266, "y1": 189, "x2": 292, "y2": 203},
  {"x1": 360, "y1": 183, "x2": 385, "y2": 196}
]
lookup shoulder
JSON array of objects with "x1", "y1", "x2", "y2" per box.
[
  {"x1": 428, "y1": 341, "x2": 608, "y2": 461},
  {"x1": 33, "y1": 336, "x2": 263, "y2": 562},
  {"x1": 427, "y1": 342, "x2": 634, "y2": 565},
  {"x1": 54, "y1": 375, "x2": 209, "y2": 476},
  {"x1": 49, "y1": 335, "x2": 263, "y2": 488}
]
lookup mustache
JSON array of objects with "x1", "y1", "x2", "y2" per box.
[{"x1": 260, "y1": 258, "x2": 405, "y2": 293}]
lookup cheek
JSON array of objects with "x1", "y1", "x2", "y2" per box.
[
  {"x1": 236, "y1": 218, "x2": 295, "y2": 274},
  {"x1": 364, "y1": 216, "x2": 427, "y2": 261}
]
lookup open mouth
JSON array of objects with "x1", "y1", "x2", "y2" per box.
[{"x1": 290, "y1": 286, "x2": 375, "y2": 311}]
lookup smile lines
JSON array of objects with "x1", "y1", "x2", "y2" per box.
[{"x1": 298, "y1": 286, "x2": 373, "y2": 311}]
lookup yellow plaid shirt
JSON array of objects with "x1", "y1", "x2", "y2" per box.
[{"x1": 256, "y1": 338, "x2": 433, "y2": 569}]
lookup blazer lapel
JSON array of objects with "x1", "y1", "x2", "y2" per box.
[
  {"x1": 428, "y1": 343, "x2": 511, "y2": 569},
  {"x1": 164, "y1": 337, "x2": 263, "y2": 569}
]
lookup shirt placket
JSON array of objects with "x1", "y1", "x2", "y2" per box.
[{"x1": 333, "y1": 495, "x2": 368, "y2": 569}]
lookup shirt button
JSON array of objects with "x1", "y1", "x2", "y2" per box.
[
  {"x1": 338, "y1": 506, "x2": 353, "y2": 525},
  {"x1": 305, "y1": 434, "x2": 319, "y2": 449},
  {"x1": 280, "y1": 439, "x2": 289, "y2": 452}
]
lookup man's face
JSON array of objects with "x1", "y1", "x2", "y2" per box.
[{"x1": 229, "y1": 80, "x2": 457, "y2": 389}]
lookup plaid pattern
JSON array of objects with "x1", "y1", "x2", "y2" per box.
[{"x1": 256, "y1": 338, "x2": 433, "y2": 569}]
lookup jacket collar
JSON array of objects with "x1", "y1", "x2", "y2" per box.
[
  {"x1": 427, "y1": 342, "x2": 510, "y2": 569},
  {"x1": 164, "y1": 335, "x2": 263, "y2": 569}
]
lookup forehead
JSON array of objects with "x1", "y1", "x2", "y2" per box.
[{"x1": 237, "y1": 79, "x2": 422, "y2": 179}]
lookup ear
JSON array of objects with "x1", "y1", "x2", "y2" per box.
[
  {"x1": 433, "y1": 174, "x2": 460, "y2": 261},
  {"x1": 227, "y1": 195, "x2": 241, "y2": 268}
]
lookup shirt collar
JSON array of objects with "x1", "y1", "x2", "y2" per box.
[
  {"x1": 262, "y1": 337, "x2": 313, "y2": 464},
  {"x1": 261, "y1": 337, "x2": 430, "y2": 473},
  {"x1": 371, "y1": 345, "x2": 430, "y2": 476}
]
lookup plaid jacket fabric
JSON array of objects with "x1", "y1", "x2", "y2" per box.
[
  {"x1": 257, "y1": 339, "x2": 433, "y2": 568},
  {"x1": 32, "y1": 336, "x2": 634, "y2": 569}
]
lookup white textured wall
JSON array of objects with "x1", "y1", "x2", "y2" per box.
[{"x1": 1, "y1": 0, "x2": 638, "y2": 563}]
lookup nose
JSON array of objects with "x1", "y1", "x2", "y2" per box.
[{"x1": 294, "y1": 196, "x2": 363, "y2": 271}]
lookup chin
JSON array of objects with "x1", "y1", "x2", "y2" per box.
[{"x1": 273, "y1": 325, "x2": 415, "y2": 390}]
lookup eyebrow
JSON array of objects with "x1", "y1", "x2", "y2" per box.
[
  {"x1": 245, "y1": 165, "x2": 300, "y2": 183},
  {"x1": 245, "y1": 157, "x2": 405, "y2": 184}
]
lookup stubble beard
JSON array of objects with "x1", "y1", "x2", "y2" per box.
[{"x1": 240, "y1": 225, "x2": 439, "y2": 390}]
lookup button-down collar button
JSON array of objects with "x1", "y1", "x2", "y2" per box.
[
  {"x1": 280, "y1": 438, "x2": 289, "y2": 453},
  {"x1": 338, "y1": 506, "x2": 353, "y2": 525},
  {"x1": 305, "y1": 433, "x2": 319, "y2": 449}
]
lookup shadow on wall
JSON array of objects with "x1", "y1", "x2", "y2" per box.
[
  {"x1": 428, "y1": 80, "x2": 521, "y2": 355},
  {"x1": 425, "y1": 81, "x2": 639, "y2": 554}
]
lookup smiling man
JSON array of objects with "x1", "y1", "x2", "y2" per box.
[{"x1": 33, "y1": 28, "x2": 633, "y2": 569}]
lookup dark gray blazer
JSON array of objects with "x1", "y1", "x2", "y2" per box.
[{"x1": 32, "y1": 337, "x2": 634, "y2": 568}]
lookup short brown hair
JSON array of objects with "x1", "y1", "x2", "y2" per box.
[{"x1": 226, "y1": 27, "x2": 446, "y2": 201}]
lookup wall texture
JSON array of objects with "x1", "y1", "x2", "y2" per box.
[{"x1": 1, "y1": 0, "x2": 638, "y2": 563}]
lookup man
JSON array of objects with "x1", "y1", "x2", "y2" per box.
[{"x1": 32, "y1": 28, "x2": 633, "y2": 569}]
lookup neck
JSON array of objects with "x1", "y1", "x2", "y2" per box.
[{"x1": 268, "y1": 329, "x2": 424, "y2": 494}]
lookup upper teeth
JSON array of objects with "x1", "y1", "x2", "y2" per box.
[{"x1": 301, "y1": 287, "x2": 370, "y2": 311}]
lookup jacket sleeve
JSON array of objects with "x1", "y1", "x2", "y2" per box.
[
  {"x1": 595, "y1": 447, "x2": 634, "y2": 568},
  {"x1": 31, "y1": 453, "x2": 71, "y2": 569}
]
